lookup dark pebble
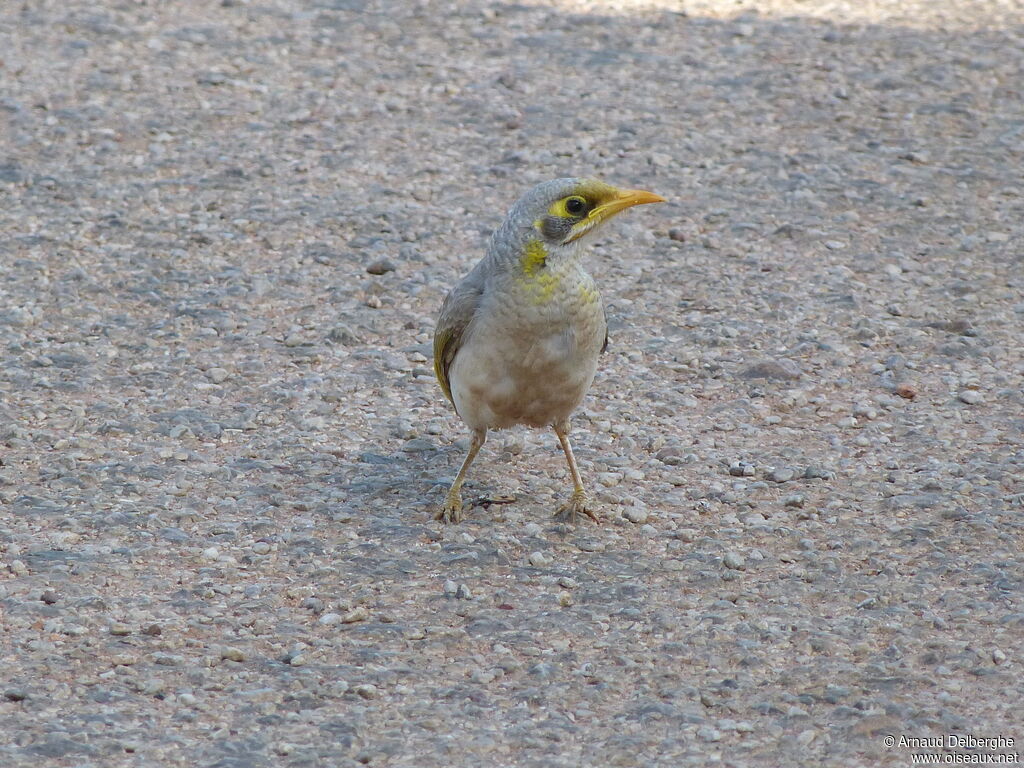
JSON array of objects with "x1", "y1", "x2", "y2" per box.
[{"x1": 366, "y1": 258, "x2": 396, "y2": 275}]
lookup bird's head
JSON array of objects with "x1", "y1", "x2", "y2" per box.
[
  {"x1": 484, "y1": 177, "x2": 664, "y2": 275},
  {"x1": 526, "y1": 178, "x2": 665, "y2": 247}
]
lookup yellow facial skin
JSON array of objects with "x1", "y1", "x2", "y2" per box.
[
  {"x1": 548, "y1": 194, "x2": 589, "y2": 219},
  {"x1": 560, "y1": 186, "x2": 665, "y2": 244}
]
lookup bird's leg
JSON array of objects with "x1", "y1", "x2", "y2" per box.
[
  {"x1": 552, "y1": 421, "x2": 600, "y2": 524},
  {"x1": 435, "y1": 429, "x2": 486, "y2": 524}
]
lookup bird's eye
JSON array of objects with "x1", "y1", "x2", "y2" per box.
[{"x1": 564, "y1": 196, "x2": 586, "y2": 215}]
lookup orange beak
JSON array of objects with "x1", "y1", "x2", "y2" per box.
[
  {"x1": 563, "y1": 187, "x2": 665, "y2": 244},
  {"x1": 591, "y1": 188, "x2": 666, "y2": 219}
]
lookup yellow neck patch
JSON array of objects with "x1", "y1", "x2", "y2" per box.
[
  {"x1": 521, "y1": 239, "x2": 547, "y2": 275},
  {"x1": 518, "y1": 239, "x2": 559, "y2": 304}
]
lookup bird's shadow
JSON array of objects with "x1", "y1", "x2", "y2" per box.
[
  {"x1": 347, "y1": 437, "x2": 533, "y2": 522},
  {"x1": 346, "y1": 442, "x2": 456, "y2": 512}
]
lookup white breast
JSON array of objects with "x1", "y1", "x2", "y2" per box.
[{"x1": 450, "y1": 300, "x2": 604, "y2": 431}]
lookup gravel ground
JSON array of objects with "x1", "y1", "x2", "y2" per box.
[{"x1": 1, "y1": 1, "x2": 1022, "y2": 766}]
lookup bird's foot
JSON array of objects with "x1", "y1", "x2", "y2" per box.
[
  {"x1": 434, "y1": 492, "x2": 464, "y2": 524},
  {"x1": 553, "y1": 489, "x2": 600, "y2": 524}
]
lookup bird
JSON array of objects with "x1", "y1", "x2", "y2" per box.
[{"x1": 432, "y1": 178, "x2": 664, "y2": 524}]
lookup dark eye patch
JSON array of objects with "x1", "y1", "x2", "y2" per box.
[{"x1": 539, "y1": 215, "x2": 573, "y2": 242}]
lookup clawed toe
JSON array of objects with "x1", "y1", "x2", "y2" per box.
[
  {"x1": 553, "y1": 491, "x2": 600, "y2": 524},
  {"x1": 435, "y1": 496, "x2": 464, "y2": 524}
]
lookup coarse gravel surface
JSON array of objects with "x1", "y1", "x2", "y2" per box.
[{"x1": 1, "y1": 1, "x2": 1023, "y2": 766}]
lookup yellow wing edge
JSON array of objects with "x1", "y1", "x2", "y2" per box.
[{"x1": 433, "y1": 327, "x2": 454, "y2": 405}]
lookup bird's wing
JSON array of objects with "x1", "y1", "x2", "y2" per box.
[
  {"x1": 601, "y1": 303, "x2": 609, "y2": 354},
  {"x1": 433, "y1": 273, "x2": 485, "y2": 408}
]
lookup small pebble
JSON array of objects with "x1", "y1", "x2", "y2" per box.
[
  {"x1": 723, "y1": 552, "x2": 746, "y2": 570},
  {"x1": 698, "y1": 726, "x2": 722, "y2": 742},
  {"x1": 894, "y1": 383, "x2": 918, "y2": 399},
  {"x1": 852, "y1": 404, "x2": 877, "y2": 420},
  {"x1": 804, "y1": 466, "x2": 835, "y2": 480},
  {"x1": 141, "y1": 678, "x2": 167, "y2": 696},
  {"x1": 623, "y1": 507, "x2": 648, "y2": 524},
  {"x1": 342, "y1": 606, "x2": 370, "y2": 623},
  {"x1": 729, "y1": 461, "x2": 756, "y2": 477},
  {"x1": 366, "y1": 258, "x2": 396, "y2": 275},
  {"x1": 737, "y1": 358, "x2": 802, "y2": 380},
  {"x1": 959, "y1": 390, "x2": 983, "y2": 405},
  {"x1": 528, "y1": 551, "x2": 553, "y2": 567},
  {"x1": 220, "y1": 647, "x2": 246, "y2": 662}
]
